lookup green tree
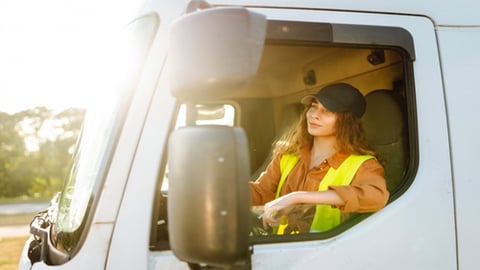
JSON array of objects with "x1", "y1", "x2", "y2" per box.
[
  {"x1": 0, "y1": 107, "x2": 85, "y2": 198},
  {"x1": 27, "y1": 108, "x2": 85, "y2": 197},
  {"x1": 0, "y1": 111, "x2": 30, "y2": 197}
]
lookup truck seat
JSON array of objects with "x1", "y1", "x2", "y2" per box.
[
  {"x1": 250, "y1": 103, "x2": 303, "y2": 181},
  {"x1": 363, "y1": 89, "x2": 408, "y2": 192}
]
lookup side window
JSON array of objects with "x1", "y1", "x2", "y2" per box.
[
  {"x1": 248, "y1": 35, "x2": 413, "y2": 242},
  {"x1": 248, "y1": 47, "x2": 412, "y2": 240},
  {"x1": 245, "y1": 22, "x2": 414, "y2": 242}
]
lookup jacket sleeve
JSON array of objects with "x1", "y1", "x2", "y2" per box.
[
  {"x1": 329, "y1": 158, "x2": 390, "y2": 213},
  {"x1": 249, "y1": 154, "x2": 282, "y2": 205}
]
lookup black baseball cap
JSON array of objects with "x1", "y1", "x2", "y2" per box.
[{"x1": 301, "y1": 83, "x2": 366, "y2": 117}]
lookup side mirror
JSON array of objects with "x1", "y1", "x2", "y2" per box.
[
  {"x1": 168, "y1": 126, "x2": 251, "y2": 267},
  {"x1": 166, "y1": 6, "x2": 265, "y2": 266},
  {"x1": 167, "y1": 7, "x2": 267, "y2": 100}
]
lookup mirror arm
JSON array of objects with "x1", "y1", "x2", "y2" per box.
[{"x1": 186, "y1": 0, "x2": 212, "y2": 13}]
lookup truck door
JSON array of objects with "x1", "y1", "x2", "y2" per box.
[{"x1": 246, "y1": 8, "x2": 455, "y2": 269}]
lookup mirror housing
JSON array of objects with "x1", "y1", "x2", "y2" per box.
[
  {"x1": 168, "y1": 126, "x2": 251, "y2": 266},
  {"x1": 167, "y1": 7, "x2": 267, "y2": 100}
]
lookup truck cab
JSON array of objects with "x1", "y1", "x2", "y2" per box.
[{"x1": 19, "y1": 0, "x2": 480, "y2": 269}]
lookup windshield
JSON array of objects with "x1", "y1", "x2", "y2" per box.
[
  {"x1": 51, "y1": 14, "x2": 159, "y2": 255},
  {"x1": 55, "y1": 92, "x2": 118, "y2": 232}
]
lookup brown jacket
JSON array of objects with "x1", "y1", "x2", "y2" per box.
[{"x1": 249, "y1": 148, "x2": 389, "y2": 213}]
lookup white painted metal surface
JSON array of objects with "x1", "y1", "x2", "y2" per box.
[
  {"x1": 437, "y1": 27, "x2": 480, "y2": 270},
  {"x1": 209, "y1": 0, "x2": 478, "y2": 26}
]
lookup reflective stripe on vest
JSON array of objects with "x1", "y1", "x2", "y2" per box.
[{"x1": 276, "y1": 153, "x2": 374, "y2": 233}]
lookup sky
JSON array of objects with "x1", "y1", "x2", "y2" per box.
[{"x1": 0, "y1": 0, "x2": 144, "y2": 114}]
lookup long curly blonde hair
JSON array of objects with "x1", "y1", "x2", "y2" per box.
[{"x1": 273, "y1": 105, "x2": 376, "y2": 157}]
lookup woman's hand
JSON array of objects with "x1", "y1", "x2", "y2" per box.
[
  {"x1": 261, "y1": 190, "x2": 344, "y2": 229},
  {"x1": 262, "y1": 192, "x2": 298, "y2": 228}
]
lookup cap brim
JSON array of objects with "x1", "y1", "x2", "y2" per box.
[{"x1": 300, "y1": 93, "x2": 345, "y2": 113}]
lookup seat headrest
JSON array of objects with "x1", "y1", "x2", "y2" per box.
[{"x1": 363, "y1": 89, "x2": 405, "y2": 145}]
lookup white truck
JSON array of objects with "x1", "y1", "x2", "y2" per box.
[{"x1": 19, "y1": 0, "x2": 480, "y2": 269}]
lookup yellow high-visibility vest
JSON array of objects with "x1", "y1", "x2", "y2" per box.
[{"x1": 276, "y1": 153, "x2": 374, "y2": 233}]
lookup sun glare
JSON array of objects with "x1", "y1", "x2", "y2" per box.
[{"x1": 0, "y1": 0, "x2": 145, "y2": 114}]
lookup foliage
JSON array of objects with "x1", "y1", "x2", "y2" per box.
[{"x1": 0, "y1": 107, "x2": 85, "y2": 198}]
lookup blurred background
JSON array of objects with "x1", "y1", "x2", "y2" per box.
[{"x1": 0, "y1": 0, "x2": 144, "y2": 268}]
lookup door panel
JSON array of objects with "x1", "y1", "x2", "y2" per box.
[{"x1": 248, "y1": 8, "x2": 455, "y2": 270}]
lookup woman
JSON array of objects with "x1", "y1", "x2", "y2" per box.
[{"x1": 249, "y1": 83, "x2": 389, "y2": 233}]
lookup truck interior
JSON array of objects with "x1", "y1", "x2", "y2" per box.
[{"x1": 150, "y1": 19, "x2": 416, "y2": 250}]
